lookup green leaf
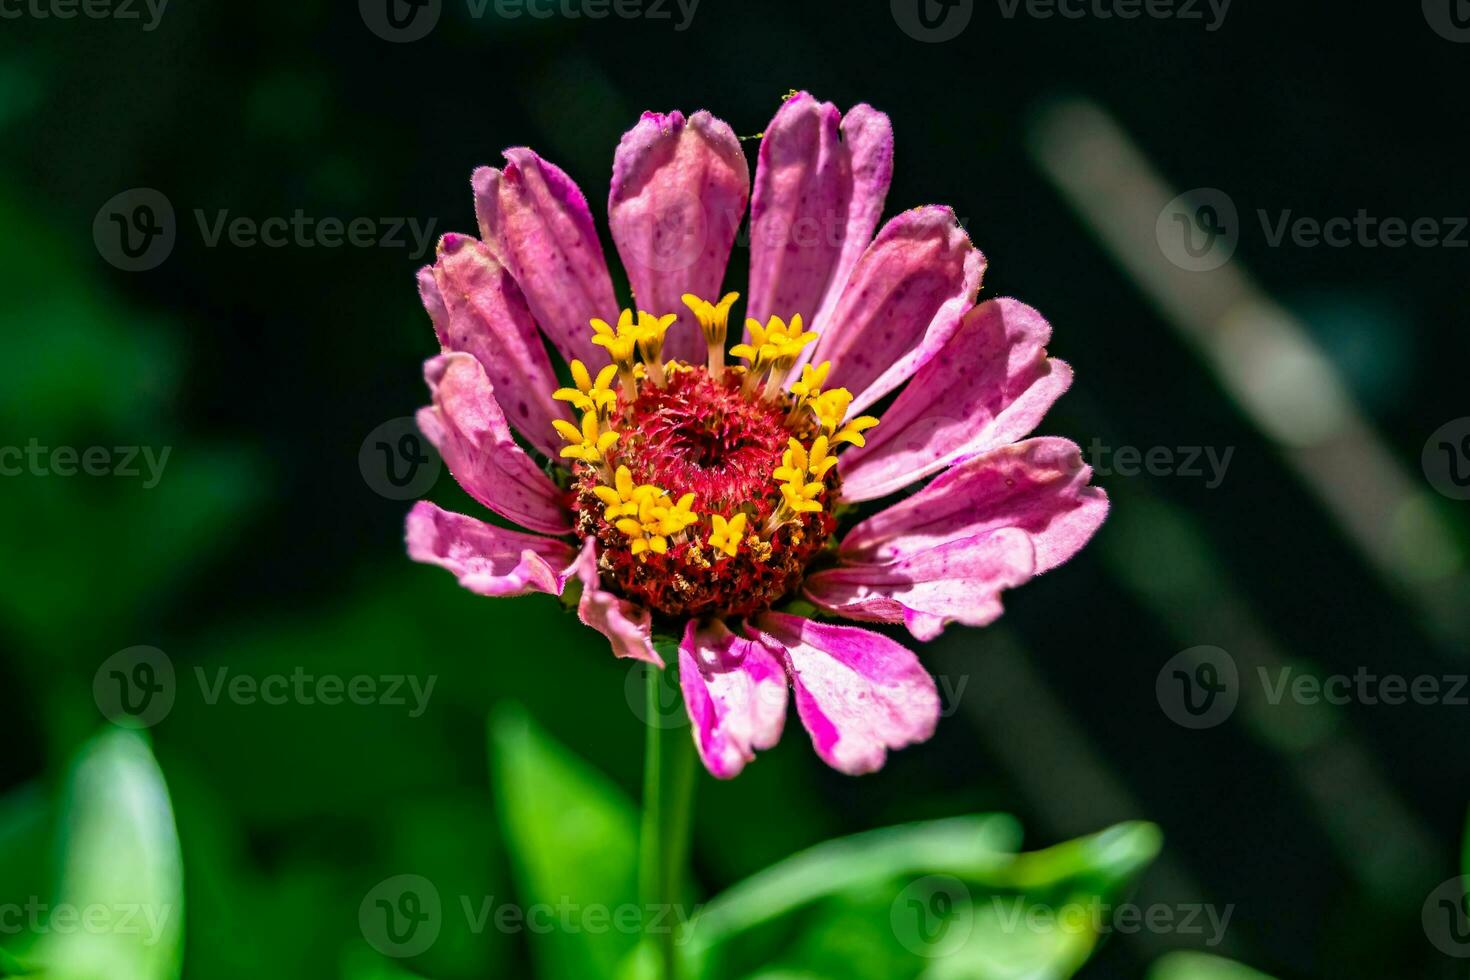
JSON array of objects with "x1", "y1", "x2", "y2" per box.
[
  {"x1": 689, "y1": 819, "x2": 1161, "y2": 980},
  {"x1": 489, "y1": 704, "x2": 641, "y2": 980},
  {"x1": 29, "y1": 729, "x2": 185, "y2": 980},
  {"x1": 1148, "y1": 951, "x2": 1278, "y2": 980}
]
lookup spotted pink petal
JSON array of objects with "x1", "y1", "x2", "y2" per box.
[
  {"x1": 839, "y1": 298, "x2": 1072, "y2": 502},
  {"x1": 423, "y1": 234, "x2": 570, "y2": 459},
  {"x1": 473, "y1": 149, "x2": 619, "y2": 368},
  {"x1": 565, "y1": 538, "x2": 661, "y2": 665},
  {"x1": 406, "y1": 501, "x2": 576, "y2": 597},
  {"x1": 678, "y1": 619, "x2": 787, "y2": 779},
  {"x1": 840, "y1": 437, "x2": 1108, "y2": 576},
  {"x1": 418, "y1": 353, "x2": 571, "y2": 536},
  {"x1": 804, "y1": 528, "x2": 1037, "y2": 642},
  {"x1": 751, "y1": 612, "x2": 938, "y2": 775},
  {"x1": 808, "y1": 206, "x2": 984, "y2": 413},
  {"x1": 746, "y1": 93, "x2": 893, "y2": 338},
  {"x1": 610, "y1": 110, "x2": 750, "y2": 365}
]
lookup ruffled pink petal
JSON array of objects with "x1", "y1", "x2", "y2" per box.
[
  {"x1": 417, "y1": 353, "x2": 572, "y2": 536},
  {"x1": 746, "y1": 93, "x2": 894, "y2": 338},
  {"x1": 609, "y1": 110, "x2": 750, "y2": 365},
  {"x1": 840, "y1": 437, "x2": 1108, "y2": 576},
  {"x1": 678, "y1": 619, "x2": 787, "y2": 779},
  {"x1": 751, "y1": 612, "x2": 939, "y2": 776},
  {"x1": 405, "y1": 501, "x2": 575, "y2": 597},
  {"x1": 473, "y1": 149, "x2": 619, "y2": 368},
  {"x1": 564, "y1": 538, "x2": 661, "y2": 665},
  {"x1": 804, "y1": 529, "x2": 1036, "y2": 642},
  {"x1": 809, "y1": 206, "x2": 985, "y2": 413},
  {"x1": 839, "y1": 298, "x2": 1072, "y2": 502},
  {"x1": 422, "y1": 234, "x2": 570, "y2": 458}
]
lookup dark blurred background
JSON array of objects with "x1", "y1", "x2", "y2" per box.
[{"x1": 2, "y1": 1, "x2": 1468, "y2": 977}]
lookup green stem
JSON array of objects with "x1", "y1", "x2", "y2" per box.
[{"x1": 639, "y1": 654, "x2": 697, "y2": 980}]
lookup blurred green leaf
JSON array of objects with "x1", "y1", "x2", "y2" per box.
[
  {"x1": 27, "y1": 729, "x2": 184, "y2": 980},
  {"x1": 489, "y1": 704, "x2": 640, "y2": 980},
  {"x1": 690, "y1": 820, "x2": 1161, "y2": 980},
  {"x1": 686, "y1": 815, "x2": 1023, "y2": 958},
  {"x1": 1148, "y1": 951, "x2": 1277, "y2": 980}
]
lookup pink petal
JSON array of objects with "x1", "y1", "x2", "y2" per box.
[
  {"x1": 609, "y1": 110, "x2": 750, "y2": 365},
  {"x1": 746, "y1": 93, "x2": 894, "y2": 338},
  {"x1": 678, "y1": 619, "x2": 788, "y2": 779},
  {"x1": 564, "y1": 538, "x2": 661, "y2": 665},
  {"x1": 809, "y1": 206, "x2": 985, "y2": 413},
  {"x1": 423, "y1": 234, "x2": 570, "y2": 458},
  {"x1": 840, "y1": 437, "x2": 1108, "y2": 575},
  {"x1": 804, "y1": 529, "x2": 1036, "y2": 642},
  {"x1": 473, "y1": 149, "x2": 619, "y2": 368},
  {"x1": 751, "y1": 612, "x2": 939, "y2": 776},
  {"x1": 418, "y1": 353, "x2": 572, "y2": 536},
  {"x1": 405, "y1": 501, "x2": 575, "y2": 597},
  {"x1": 840, "y1": 298, "x2": 1073, "y2": 502}
]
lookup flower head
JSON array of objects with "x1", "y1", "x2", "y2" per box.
[{"x1": 408, "y1": 93, "x2": 1107, "y2": 779}]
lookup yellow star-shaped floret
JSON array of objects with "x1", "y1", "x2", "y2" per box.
[
  {"x1": 590, "y1": 309, "x2": 640, "y2": 364},
  {"x1": 553, "y1": 410, "x2": 619, "y2": 463},
  {"x1": 592, "y1": 466, "x2": 659, "y2": 521},
  {"x1": 554, "y1": 359, "x2": 619, "y2": 416},
  {"x1": 789, "y1": 361, "x2": 831, "y2": 401},
  {"x1": 708, "y1": 512, "x2": 748, "y2": 557},
  {"x1": 809, "y1": 388, "x2": 880, "y2": 447},
  {"x1": 682, "y1": 292, "x2": 741, "y2": 345}
]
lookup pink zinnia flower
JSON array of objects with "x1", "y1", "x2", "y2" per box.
[{"x1": 406, "y1": 92, "x2": 1107, "y2": 778}]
